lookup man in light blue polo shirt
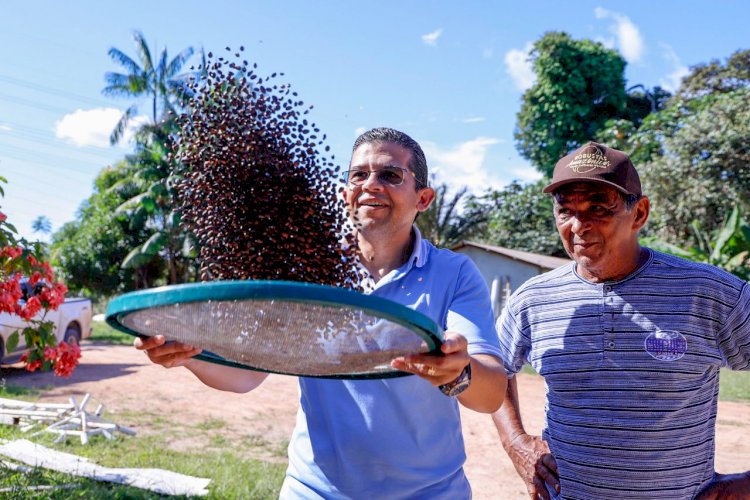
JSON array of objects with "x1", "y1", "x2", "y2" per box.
[{"x1": 137, "y1": 127, "x2": 508, "y2": 498}]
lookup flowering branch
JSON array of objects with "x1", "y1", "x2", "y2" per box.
[{"x1": 1, "y1": 180, "x2": 81, "y2": 377}]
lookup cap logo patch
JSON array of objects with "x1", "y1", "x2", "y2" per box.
[
  {"x1": 644, "y1": 330, "x2": 687, "y2": 362},
  {"x1": 567, "y1": 145, "x2": 611, "y2": 174}
]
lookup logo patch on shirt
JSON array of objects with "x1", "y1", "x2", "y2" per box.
[{"x1": 644, "y1": 330, "x2": 687, "y2": 361}]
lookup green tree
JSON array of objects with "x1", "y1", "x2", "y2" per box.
[
  {"x1": 642, "y1": 205, "x2": 750, "y2": 281},
  {"x1": 416, "y1": 179, "x2": 486, "y2": 248},
  {"x1": 103, "y1": 30, "x2": 195, "y2": 144},
  {"x1": 515, "y1": 32, "x2": 629, "y2": 175},
  {"x1": 639, "y1": 88, "x2": 750, "y2": 244},
  {"x1": 31, "y1": 216, "x2": 52, "y2": 236},
  {"x1": 675, "y1": 49, "x2": 750, "y2": 100},
  {"x1": 50, "y1": 162, "x2": 154, "y2": 300},
  {"x1": 478, "y1": 180, "x2": 565, "y2": 257},
  {"x1": 114, "y1": 125, "x2": 198, "y2": 287}
]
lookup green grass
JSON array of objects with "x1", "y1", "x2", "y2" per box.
[
  {"x1": 719, "y1": 368, "x2": 750, "y2": 402},
  {"x1": 0, "y1": 405, "x2": 286, "y2": 499},
  {"x1": 89, "y1": 321, "x2": 133, "y2": 345},
  {"x1": 0, "y1": 384, "x2": 41, "y2": 399}
]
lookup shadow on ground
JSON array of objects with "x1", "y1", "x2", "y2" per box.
[{"x1": 0, "y1": 343, "x2": 142, "y2": 389}]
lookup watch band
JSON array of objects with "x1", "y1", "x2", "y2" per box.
[{"x1": 439, "y1": 363, "x2": 471, "y2": 397}]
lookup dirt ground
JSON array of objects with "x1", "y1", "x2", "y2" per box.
[{"x1": 2, "y1": 341, "x2": 749, "y2": 499}]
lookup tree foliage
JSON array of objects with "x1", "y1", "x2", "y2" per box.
[
  {"x1": 416, "y1": 179, "x2": 487, "y2": 248},
  {"x1": 103, "y1": 30, "x2": 196, "y2": 144},
  {"x1": 639, "y1": 88, "x2": 750, "y2": 244},
  {"x1": 50, "y1": 163, "x2": 154, "y2": 301},
  {"x1": 675, "y1": 49, "x2": 750, "y2": 100},
  {"x1": 516, "y1": 32, "x2": 628, "y2": 175},
  {"x1": 476, "y1": 180, "x2": 565, "y2": 257},
  {"x1": 642, "y1": 205, "x2": 750, "y2": 280}
]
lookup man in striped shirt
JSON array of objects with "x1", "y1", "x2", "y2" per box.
[{"x1": 493, "y1": 142, "x2": 750, "y2": 499}]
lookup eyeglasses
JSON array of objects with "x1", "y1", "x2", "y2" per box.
[{"x1": 342, "y1": 166, "x2": 417, "y2": 187}]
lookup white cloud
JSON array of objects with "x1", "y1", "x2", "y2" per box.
[
  {"x1": 461, "y1": 116, "x2": 485, "y2": 124},
  {"x1": 421, "y1": 137, "x2": 505, "y2": 193},
  {"x1": 659, "y1": 43, "x2": 690, "y2": 93},
  {"x1": 594, "y1": 7, "x2": 645, "y2": 63},
  {"x1": 421, "y1": 28, "x2": 443, "y2": 47},
  {"x1": 504, "y1": 42, "x2": 535, "y2": 91},
  {"x1": 354, "y1": 127, "x2": 367, "y2": 137},
  {"x1": 54, "y1": 108, "x2": 147, "y2": 148},
  {"x1": 0, "y1": 123, "x2": 12, "y2": 132},
  {"x1": 511, "y1": 166, "x2": 543, "y2": 183}
]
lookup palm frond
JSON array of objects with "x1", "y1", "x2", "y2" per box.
[
  {"x1": 103, "y1": 73, "x2": 148, "y2": 97},
  {"x1": 109, "y1": 105, "x2": 137, "y2": 146},
  {"x1": 166, "y1": 47, "x2": 195, "y2": 77},
  {"x1": 132, "y1": 30, "x2": 154, "y2": 72},
  {"x1": 107, "y1": 48, "x2": 142, "y2": 74}
]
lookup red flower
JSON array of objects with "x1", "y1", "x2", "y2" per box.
[
  {"x1": 38, "y1": 282, "x2": 67, "y2": 310},
  {"x1": 1, "y1": 246, "x2": 22, "y2": 260},
  {"x1": 0, "y1": 276, "x2": 22, "y2": 314},
  {"x1": 43, "y1": 346, "x2": 58, "y2": 361},
  {"x1": 42, "y1": 262, "x2": 54, "y2": 282},
  {"x1": 52, "y1": 341, "x2": 81, "y2": 378},
  {"x1": 20, "y1": 296, "x2": 42, "y2": 320},
  {"x1": 29, "y1": 271, "x2": 43, "y2": 286},
  {"x1": 25, "y1": 357, "x2": 43, "y2": 373},
  {"x1": 0, "y1": 212, "x2": 6, "y2": 223}
]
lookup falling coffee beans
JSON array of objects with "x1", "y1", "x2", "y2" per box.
[{"x1": 174, "y1": 48, "x2": 360, "y2": 288}]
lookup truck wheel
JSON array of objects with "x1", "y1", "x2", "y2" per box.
[{"x1": 64, "y1": 326, "x2": 81, "y2": 346}]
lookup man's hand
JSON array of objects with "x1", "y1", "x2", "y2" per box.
[
  {"x1": 390, "y1": 332, "x2": 470, "y2": 386},
  {"x1": 695, "y1": 472, "x2": 750, "y2": 500},
  {"x1": 505, "y1": 433, "x2": 559, "y2": 500},
  {"x1": 134, "y1": 335, "x2": 202, "y2": 369}
]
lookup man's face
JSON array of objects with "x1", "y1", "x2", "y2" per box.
[
  {"x1": 553, "y1": 182, "x2": 648, "y2": 280},
  {"x1": 343, "y1": 142, "x2": 434, "y2": 237}
]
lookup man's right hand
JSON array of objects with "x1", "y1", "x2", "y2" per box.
[
  {"x1": 134, "y1": 335, "x2": 202, "y2": 368},
  {"x1": 505, "y1": 433, "x2": 559, "y2": 499}
]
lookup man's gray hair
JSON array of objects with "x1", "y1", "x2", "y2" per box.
[{"x1": 352, "y1": 127, "x2": 428, "y2": 190}]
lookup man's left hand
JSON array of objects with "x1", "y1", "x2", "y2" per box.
[
  {"x1": 390, "y1": 332, "x2": 470, "y2": 386},
  {"x1": 694, "y1": 472, "x2": 750, "y2": 500}
]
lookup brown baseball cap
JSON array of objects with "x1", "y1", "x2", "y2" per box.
[{"x1": 543, "y1": 141, "x2": 641, "y2": 196}]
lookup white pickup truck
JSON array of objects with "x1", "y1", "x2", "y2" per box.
[{"x1": 0, "y1": 282, "x2": 93, "y2": 363}]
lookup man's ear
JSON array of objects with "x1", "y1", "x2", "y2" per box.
[
  {"x1": 341, "y1": 185, "x2": 352, "y2": 205},
  {"x1": 416, "y1": 187, "x2": 436, "y2": 212},
  {"x1": 632, "y1": 196, "x2": 650, "y2": 231}
]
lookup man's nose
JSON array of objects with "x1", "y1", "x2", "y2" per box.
[
  {"x1": 569, "y1": 213, "x2": 591, "y2": 234},
  {"x1": 361, "y1": 171, "x2": 384, "y2": 190}
]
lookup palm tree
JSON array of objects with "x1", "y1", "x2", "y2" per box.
[
  {"x1": 416, "y1": 178, "x2": 486, "y2": 248},
  {"x1": 103, "y1": 30, "x2": 196, "y2": 144}
]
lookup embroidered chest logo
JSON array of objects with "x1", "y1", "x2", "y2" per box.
[
  {"x1": 644, "y1": 330, "x2": 687, "y2": 361},
  {"x1": 567, "y1": 145, "x2": 611, "y2": 173}
]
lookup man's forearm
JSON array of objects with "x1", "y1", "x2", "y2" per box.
[
  {"x1": 457, "y1": 354, "x2": 507, "y2": 413},
  {"x1": 186, "y1": 358, "x2": 269, "y2": 393},
  {"x1": 492, "y1": 375, "x2": 527, "y2": 448}
]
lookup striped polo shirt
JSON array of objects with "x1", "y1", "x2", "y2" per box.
[{"x1": 498, "y1": 249, "x2": 750, "y2": 499}]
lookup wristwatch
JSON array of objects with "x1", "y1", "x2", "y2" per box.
[{"x1": 439, "y1": 363, "x2": 472, "y2": 397}]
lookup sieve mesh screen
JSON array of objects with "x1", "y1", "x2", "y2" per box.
[{"x1": 119, "y1": 299, "x2": 432, "y2": 377}]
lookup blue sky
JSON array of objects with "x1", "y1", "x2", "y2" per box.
[{"x1": 1, "y1": 1, "x2": 748, "y2": 240}]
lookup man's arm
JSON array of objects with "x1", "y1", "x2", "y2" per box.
[
  {"x1": 492, "y1": 376, "x2": 559, "y2": 499},
  {"x1": 135, "y1": 335, "x2": 269, "y2": 393},
  {"x1": 695, "y1": 472, "x2": 750, "y2": 500},
  {"x1": 391, "y1": 332, "x2": 507, "y2": 413}
]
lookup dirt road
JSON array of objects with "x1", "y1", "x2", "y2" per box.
[{"x1": 3, "y1": 342, "x2": 749, "y2": 498}]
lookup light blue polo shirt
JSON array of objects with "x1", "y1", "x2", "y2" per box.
[{"x1": 281, "y1": 227, "x2": 501, "y2": 499}]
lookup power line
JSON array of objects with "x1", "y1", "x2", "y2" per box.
[
  {"x1": 0, "y1": 131, "x2": 121, "y2": 163},
  {"x1": 0, "y1": 74, "x2": 114, "y2": 108}
]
